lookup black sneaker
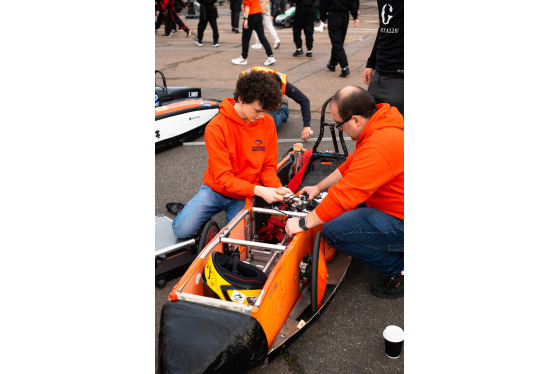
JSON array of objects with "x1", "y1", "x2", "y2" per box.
[
  {"x1": 339, "y1": 66, "x2": 350, "y2": 77},
  {"x1": 306, "y1": 51, "x2": 312, "y2": 57},
  {"x1": 165, "y1": 202, "x2": 185, "y2": 215},
  {"x1": 326, "y1": 63, "x2": 336, "y2": 71},
  {"x1": 293, "y1": 49, "x2": 304, "y2": 57},
  {"x1": 370, "y1": 273, "x2": 404, "y2": 299},
  {"x1": 232, "y1": 27, "x2": 240, "y2": 33}
]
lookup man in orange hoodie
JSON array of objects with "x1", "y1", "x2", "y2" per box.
[
  {"x1": 285, "y1": 86, "x2": 404, "y2": 298},
  {"x1": 170, "y1": 71, "x2": 292, "y2": 239}
]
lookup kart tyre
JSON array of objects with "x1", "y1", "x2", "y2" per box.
[
  {"x1": 198, "y1": 220, "x2": 220, "y2": 253},
  {"x1": 311, "y1": 231, "x2": 321, "y2": 314},
  {"x1": 156, "y1": 276, "x2": 166, "y2": 288}
]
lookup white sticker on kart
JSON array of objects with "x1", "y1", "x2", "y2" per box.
[{"x1": 230, "y1": 290, "x2": 247, "y2": 304}]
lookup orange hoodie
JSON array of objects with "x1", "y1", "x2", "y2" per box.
[
  {"x1": 203, "y1": 98, "x2": 282, "y2": 200},
  {"x1": 314, "y1": 103, "x2": 404, "y2": 222},
  {"x1": 243, "y1": 0, "x2": 263, "y2": 15}
]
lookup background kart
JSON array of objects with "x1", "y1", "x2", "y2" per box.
[
  {"x1": 274, "y1": 7, "x2": 295, "y2": 27},
  {"x1": 155, "y1": 70, "x2": 219, "y2": 153}
]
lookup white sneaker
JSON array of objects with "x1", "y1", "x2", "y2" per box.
[
  {"x1": 251, "y1": 42, "x2": 262, "y2": 49},
  {"x1": 314, "y1": 22, "x2": 325, "y2": 32},
  {"x1": 232, "y1": 56, "x2": 248, "y2": 65},
  {"x1": 273, "y1": 39, "x2": 280, "y2": 49},
  {"x1": 264, "y1": 56, "x2": 276, "y2": 66}
]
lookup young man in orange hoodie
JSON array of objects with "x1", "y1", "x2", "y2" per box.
[
  {"x1": 285, "y1": 86, "x2": 404, "y2": 298},
  {"x1": 169, "y1": 71, "x2": 292, "y2": 239}
]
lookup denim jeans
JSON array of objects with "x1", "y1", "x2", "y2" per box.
[
  {"x1": 172, "y1": 184, "x2": 246, "y2": 239},
  {"x1": 269, "y1": 104, "x2": 289, "y2": 129},
  {"x1": 322, "y1": 207, "x2": 404, "y2": 277}
]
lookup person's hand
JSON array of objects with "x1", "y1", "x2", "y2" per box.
[
  {"x1": 298, "y1": 185, "x2": 321, "y2": 200},
  {"x1": 301, "y1": 127, "x2": 312, "y2": 142},
  {"x1": 353, "y1": 19, "x2": 359, "y2": 27},
  {"x1": 254, "y1": 186, "x2": 285, "y2": 204},
  {"x1": 285, "y1": 217, "x2": 303, "y2": 238},
  {"x1": 244, "y1": 19, "x2": 249, "y2": 29},
  {"x1": 363, "y1": 68, "x2": 374, "y2": 85},
  {"x1": 276, "y1": 186, "x2": 293, "y2": 197}
]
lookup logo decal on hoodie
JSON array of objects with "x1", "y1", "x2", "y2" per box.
[{"x1": 252, "y1": 140, "x2": 266, "y2": 152}]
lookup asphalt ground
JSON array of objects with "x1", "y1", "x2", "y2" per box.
[{"x1": 155, "y1": 1, "x2": 404, "y2": 373}]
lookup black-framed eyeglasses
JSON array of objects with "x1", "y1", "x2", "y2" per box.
[{"x1": 335, "y1": 115, "x2": 353, "y2": 131}]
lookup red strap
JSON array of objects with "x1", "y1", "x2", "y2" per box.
[
  {"x1": 257, "y1": 217, "x2": 287, "y2": 242},
  {"x1": 287, "y1": 150, "x2": 313, "y2": 192}
]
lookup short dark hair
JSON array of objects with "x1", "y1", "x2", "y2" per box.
[
  {"x1": 331, "y1": 86, "x2": 376, "y2": 120},
  {"x1": 233, "y1": 71, "x2": 283, "y2": 112}
]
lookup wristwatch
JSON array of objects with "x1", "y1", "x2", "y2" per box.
[{"x1": 299, "y1": 217, "x2": 309, "y2": 231}]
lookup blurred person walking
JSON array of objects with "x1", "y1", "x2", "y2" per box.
[
  {"x1": 251, "y1": 0, "x2": 281, "y2": 50},
  {"x1": 194, "y1": 0, "x2": 220, "y2": 46},
  {"x1": 320, "y1": 0, "x2": 359, "y2": 77},
  {"x1": 291, "y1": 0, "x2": 315, "y2": 57},
  {"x1": 230, "y1": 0, "x2": 242, "y2": 32},
  {"x1": 232, "y1": 0, "x2": 276, "y2": 66},
  {"x1": 164, "y1": 0, "x2": 193, "y2": 37}
]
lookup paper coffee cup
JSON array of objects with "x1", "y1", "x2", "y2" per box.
[{"x1": 383, "y1": 325, "x2": 404, "y2": 359}]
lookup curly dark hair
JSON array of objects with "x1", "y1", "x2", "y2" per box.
[
  {"x1": 331, "y1": 86, "x2": 377, "y2": 120},
  {"x1": 233, "y1": 71, "x2": 283, "y2": 112}
]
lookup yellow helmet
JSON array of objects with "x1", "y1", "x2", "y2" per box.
[{"x1": 203, "y1": 252, "x2": 268, "y2": 306}]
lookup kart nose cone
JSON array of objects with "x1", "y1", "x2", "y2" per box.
[{"x1": 158, "y1": 300, "x2": 268, "y2": 374}]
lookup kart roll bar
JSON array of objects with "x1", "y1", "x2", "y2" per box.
[
  {"x1": 313, "y1": 96, "x2": 349, "y2": 156},
  {"x1": 155, "y1": 69, "x2": 167, "y2": 94}
]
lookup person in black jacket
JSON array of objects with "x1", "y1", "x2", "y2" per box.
[
  {"x1": 194, "y1": 0, "x2": 220, "y2": 46},
  {"x1": 292, "y1": 0, "x2": 315, "y2": 57},
  {"x1": 362, "y1": 0, "x2": 403, "y2": 115},
  {"x1": 319, "y1": 0, "x2": 359, "y2": 77}
]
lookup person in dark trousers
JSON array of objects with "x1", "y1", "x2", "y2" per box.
[
  {"x1": 362, "y1": 0, "x2": 403, "y2": 115},
  {"x1": 319, "y1": 0, "x2": 359, "y2": 77},
  {"x1": 292, "y1": 0, "x2": 315, "y2": 57},
  {"x1": 232, "y1": 0, "x2": 276, "y2": 66},
  {"x1": 155, "y1": 0, "x2": 167, "y2": 34},
  {"x1": 273, "y1": 0, "x2": 287, "y2": 18},
  {"x1": 165, "y1": 0, "x2": 192, "y2": 37},
  {"x1": 230, "y1": 0, "x2": 242, "y2": 32},
  {"x1": 194, "y1": 0, "x2": 220, "y2": 46}
]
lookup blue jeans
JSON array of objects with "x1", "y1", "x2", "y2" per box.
[
  {"x1": 322, "y1": 207, "x2": 404, "y2": 277},
  {"x1": 269, "y1": 104, "x2": 289, "y2": 129},
  {"x1": 172, "y1": 184, "x2": 246, "y2": 239}
]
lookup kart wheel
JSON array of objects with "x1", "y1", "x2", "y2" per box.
[
  {"x1": 310, "y1": 231, "x2": 322, "y2": 314},
  {"x1": 198, "y1": 220, "x2": 220, "y2": 253},
  {"x1": 156, "y1": 276, "x2": 166, "y2": 288}
]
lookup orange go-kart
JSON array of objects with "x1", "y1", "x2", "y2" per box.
[{"x1": 159, "y1": 97, "x2": 352, "y2": 373}]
